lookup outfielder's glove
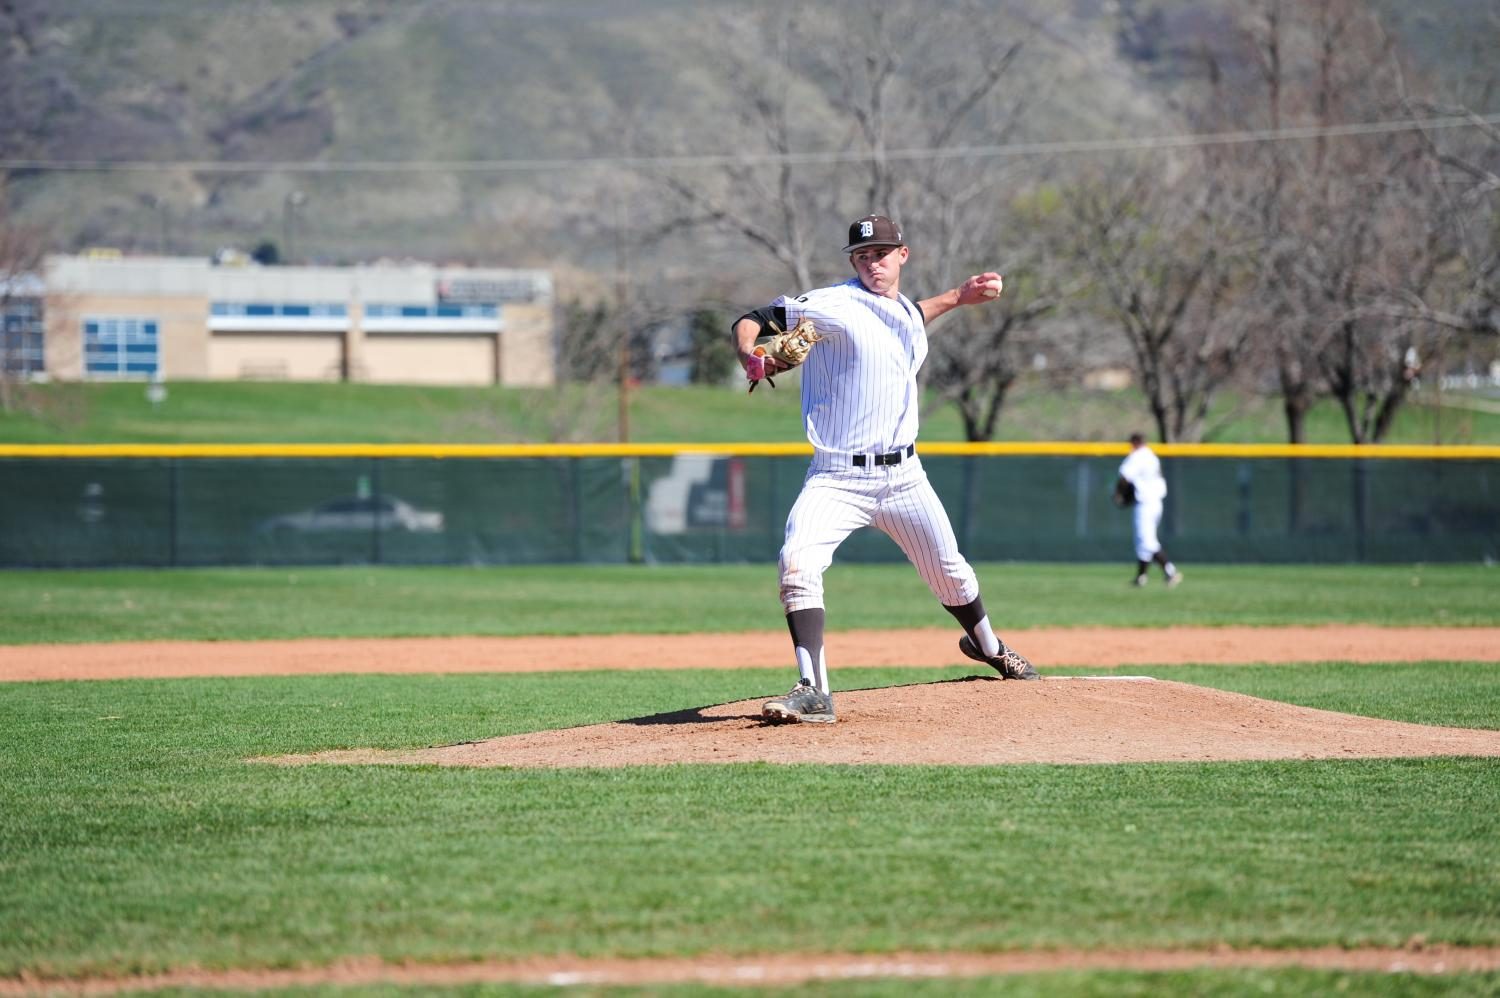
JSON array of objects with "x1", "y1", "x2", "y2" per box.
[
  {"x1": 1112, "y1": 477, "x2": 1137, "y2": 507},
  {"x1": 746, "y1": 317, "x2": 822, "y2": 393}
]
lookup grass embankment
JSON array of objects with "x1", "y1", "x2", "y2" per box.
[{"x1": 2, "y1": 380, "x2": 1497, "y2": 445}]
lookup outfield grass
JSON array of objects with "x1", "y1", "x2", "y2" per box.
[
  {"x1": 1, "y1": 562, "x2": 1495, "y2": 644},
  {"x1": 3, "y1": 380, "x2": 1497, "y2": 445}
]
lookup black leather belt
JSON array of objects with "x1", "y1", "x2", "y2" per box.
[{"x1": 852, "y1": 445, "x2": 915, "y2": 467}]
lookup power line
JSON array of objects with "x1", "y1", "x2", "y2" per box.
[{"x1": 3, "y1": 112, "x2": 1498, "y2": 176}]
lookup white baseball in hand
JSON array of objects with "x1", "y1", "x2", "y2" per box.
[{"x1": 981, "y1": 277, "x2": 1003, "y2": 298}]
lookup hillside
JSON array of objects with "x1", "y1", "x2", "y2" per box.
[
  {"x1": 0, "y1": 1, "x2": 1226, "y2": 266},
  {"x1": 3, "y1": 0, "x2": 1493, "y2": 293}
]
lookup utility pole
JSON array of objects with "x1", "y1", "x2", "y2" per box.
[
  {"x1": 615, "y1": 198, "x2": 630, "y2": 443},
  {"x1": 614, "y1": 194, "x2": 644, "y2": 562},
  {"x1": 283, "y1": 190, "x2": 307, "y2": 265},
  {"x1": 143, "y1": 195, "x2": 169, "y2": 254}
]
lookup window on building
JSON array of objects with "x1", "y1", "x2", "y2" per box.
[
  {"x1": 210, "y1": 302, "x2": 347, "y2": 318},
  {"x1": 366, "y1": 303, "x2": 497, "y2": 319},
  {"x1": 1, "y1": 299, "x2": 44, "y2": 376},
  {"x1": 84, "y1": 317, "x2": 160, "y2": 378}
]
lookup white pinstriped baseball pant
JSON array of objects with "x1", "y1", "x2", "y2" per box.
[
  {"x1": 778, "y1": 454, "x2": 980, "y2": 613},
  {"x1": 1132, "y1": 497, "x2": 1164, "y2": 562}
]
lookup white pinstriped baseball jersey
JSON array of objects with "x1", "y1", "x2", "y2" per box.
[{"x1": 773, "y1": 279, "x2": 926, "y2": 457}]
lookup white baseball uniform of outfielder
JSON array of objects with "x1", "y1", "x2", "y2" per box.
[
  {"x1": 772, "y1": 279, "x2": 981, "y2": 681},
  {"x1": 1118, "y1": 444, "x2": 1168, "y2": 562}
]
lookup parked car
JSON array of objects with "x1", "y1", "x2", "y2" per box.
[{"x1": 257, "y1": 495, "x2": 445, "y2": 534}]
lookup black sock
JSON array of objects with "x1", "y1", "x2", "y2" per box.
[
  {"x1": 943, "y1": 596, "x2": 994, "y2": 655},
  {"x1": 785, "y1": 608, "x2": 826, "y2": 691},
  {"x1": 942, "y1": 596, "x2": 984, "y2": 632}
]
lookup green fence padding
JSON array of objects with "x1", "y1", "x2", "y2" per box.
[{"x1": 1, "y1": 454, "x2": 1494, "y2": 568}]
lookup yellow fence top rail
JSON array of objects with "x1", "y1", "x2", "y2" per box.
[{"x1": 2, "y1": 442, "x2": 1499, "y2": 459}]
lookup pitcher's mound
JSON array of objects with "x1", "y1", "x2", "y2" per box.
[{"x1": 266, "y1": 676, "x2": 1500, "y2": 768}]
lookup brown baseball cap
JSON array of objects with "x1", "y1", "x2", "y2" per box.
[{"x1": 842, "y1": 214, "x2": 904, "y2": 253}]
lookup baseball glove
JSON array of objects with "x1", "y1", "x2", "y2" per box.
[
  {"x1": 746, "y1": 317, "x2": 822, "y2": 393},
  {"x1": 1112, "y1": 477, "x2": 1137, "y2": 507}
]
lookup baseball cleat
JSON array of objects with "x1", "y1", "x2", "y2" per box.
[
  {"x1": 1165, "y1": 570, "x2": 1184, "y2": 588},
  {"x1": 959, "y1": 635, "x2": 1041, "y2": 681},
  {"x1": 762, "y1": 679, "x2": 837, "y2": 724},
  {"x1": 1132, "y1": 575, "x2": 1149, "y2": 587}
]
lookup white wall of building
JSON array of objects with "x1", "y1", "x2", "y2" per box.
[{"x1": 40, "y1": 254, "x2": 555, "y2": 387}]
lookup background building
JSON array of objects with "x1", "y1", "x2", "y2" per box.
[
  {"x1": 37, "y1": 253, "x2": 555, "y2": 387},
  {"x1": 1, "y1": 273, "x2": 46, "y2": 379}
]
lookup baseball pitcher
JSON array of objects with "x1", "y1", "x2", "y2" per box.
[{"x1": 733, "y1": 213, "x2": 1040, "y2": 726}]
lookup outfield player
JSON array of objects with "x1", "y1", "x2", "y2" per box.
[
  {"x1": 1113, "y1": 432, "x2": 1183, "y2": 588},
  {"x1": 732, "y1": 214, "x2": 1039, "y2": 726}
]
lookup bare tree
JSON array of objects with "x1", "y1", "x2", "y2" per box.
[
  {"x1": 1287, "y1": 4, "x2": 1439, "y2": 444},
  {"x1": 923, "y1": 275, "x2": 1060, "y2": 440},
  {"x1": 1220, "y1": 0, "x2": 1458, "y2": 443},
  {"x1": 1397, "y1": 8, "x2": 1500, "y2": 355},
  {"x1": 921, "y1": 189, "x2": 1085, "y2": 441},
  {"x1": 1403, "y1": 107, "x2": 1500, "y2": 338},
  {"x1": 630, "y1": 0, "x2": 1059, "y2": 438},
  {"x1": 1229, "y1": 0, "x2": 1326, "y2": 443},
  {"x1": 637, "y1": 5, "x2": 847, "y2": 292},
  {"x1": 1061, "y1": 157, "x2": 1254, "y2": 443},
  {"x1": 634, "y1": 3, "x2": 1038, "y2": 278}
]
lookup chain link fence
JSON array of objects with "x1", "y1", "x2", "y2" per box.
[{"x1": 2, "y1": 447, "x2": 1495, "y2": 568}]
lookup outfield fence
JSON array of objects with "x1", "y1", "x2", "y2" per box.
[{"x1": 2, "y1": 443, "x2": 1496, "y2": 568}]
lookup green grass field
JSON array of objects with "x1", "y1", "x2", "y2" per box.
[
  {"x1": 2, "y1": 564, "x2": 1498, "y2": 994},
  {"x1": 2, "y1": 667, "x2": 1498, "y2": 973},
  {"x1": 3, "y1": 379, "x2": 1498, "y2": 445},
  {"x1": 1, "y1": 562, "x2": 1495, "y2": 644}
]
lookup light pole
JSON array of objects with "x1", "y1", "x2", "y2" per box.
[
  {"x1": 282, "y1": 190, "x2": 307, "y2": 264},
  {"x1": 142, "y1": 195, "x2": 170, "y2": 254},
  {"x1": 615, "y1": 196, "x2": 630, "y2": 443}
]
